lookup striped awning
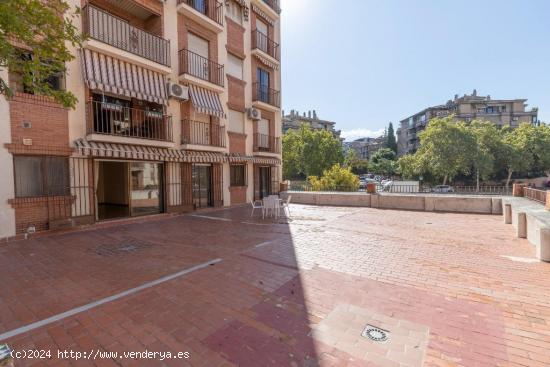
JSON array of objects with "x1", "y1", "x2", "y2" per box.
[
  {"x1": 80, "y1": 49, "x2": 168, "y2": 105},
  {"x1": 252, "y1": 156, "x2": 281, "y2": 165},
  {"x1": 253, "y1": 53, "x2": 279, "y2": 70},
  {"x1": 74, "y1": 139, "x2": 184, "y2": 161},
  {"x1": 252, "y1": 4, "x2": 275, "y2": 25},
  {"x1": 227, "y1": 153, "x2": 254, "y2": 163},
  {"x1": 189, "y1": 85, "x2": 226, "y2": 118},
  {"x1": 181, "y1": 151, "x2": 225, "y2": 163},
  {"x1": 225, "y1": 0, "x2": 249, "y2": 20}
]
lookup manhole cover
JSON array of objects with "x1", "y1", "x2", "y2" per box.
[
  {"x1": 90, "y1": 239, "x2": 153, "y2": 256},
  {"x1": 361, "y1": 325, "x2": 390, "y2": 343}
]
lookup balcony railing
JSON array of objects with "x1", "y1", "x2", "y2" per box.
[
  {"x1": 254, "y1": 133, "x2": 280, "y2": 153},
  {"x1": 252, "y1": 30, "x2": 279, "y2": 60},
  {"x1": 82, "y1": 4, "x2": 170, "y2": 67},
  {"x1": 87, "y1": 100, "x2": 172, "y2": 142},
  {"x1": 262, "y1": 0, "x2": 281, "y2": 13},
  {"x1": 182, "y1": 119, "x2": 226, "y2": 147},
  {"x1": 253, "y1": 83, "x2": 280, "y2": 108},
  {"x1": 178, "y1": 49, "x2": 224, "y2": 87},
  {"x1": 177, "y1": 0, "x2": 223, "y2": 25}
]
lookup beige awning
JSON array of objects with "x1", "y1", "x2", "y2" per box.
[
  {"x1": 181, "y1": 150, "x2": 226, "y2": 163},
  {"x1": 80, "y1": 49, "x2": 168, "y2": 105},
  {"x1": 253, "y1": 53, "x2": 279, "y2": 70},
  {"x1": 75, "y1": 139, "x2": 183, "y2": 161}
]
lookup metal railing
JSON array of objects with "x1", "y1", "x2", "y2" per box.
[
  {"x1": 82, "y1": 4, "x2": 170, "y2": 67},
  {"x1": 524, "y1": 187, "x2": 547, "y2": 204},
  {"x1": 253, "y1": 133, "x2": 280, "y2": 153},
  {"x1": 177, "y1": 0, "x2": 223, "y2": 25},
  {"x1": 87, "y1": 100, "x2": 173, "y2": 142},
  {"x1": 252, "y1": 29, "x2": 280, "y2": 60},
  {"x1": 182, "y1": 119, "x2": 226, "y2": 147},
  {"x1": 178, "y1": 49, "x2": 224, "y2": 87},
  {"x1": 262, "y1": 0, "x2": 281, "y2": 13},
  {"x1": 253, "y1": 82, "x2": 280, "y2": 108}
]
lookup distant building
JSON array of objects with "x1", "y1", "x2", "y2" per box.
[
  {"x1": 282, "y1": 109, "x2": 342, "y2": 140},
  {"x1": 344, "y1": 136, "x2": 386, "y2": 160},
  {"x1": 397, "y1": 90, "x2": 539, "y2": 156}
]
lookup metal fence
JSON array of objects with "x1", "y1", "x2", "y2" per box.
[{"x1": 179, "y1": 48, "x2": 224, "y2": 87}]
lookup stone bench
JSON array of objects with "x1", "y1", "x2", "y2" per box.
[{"x1": 502, "y1": 197, "x2": 550, "y2": 261}]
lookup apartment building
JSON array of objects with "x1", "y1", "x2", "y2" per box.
[
  {"x1": 397, "y1": 90, "x2": 539, "y2": 156},
  {"x1": 282, "y1": 109, "x2": 342, "y2": 140},
  {"x1": 345, "y1": 136, "x2": 386, "y2": 160},
  {"x1": 0, "y1": 0, "x2": 282, "y2": 238}
]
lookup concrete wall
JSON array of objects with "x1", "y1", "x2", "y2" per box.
[{"x1": 281, "y1": 191, "x2": 503, "y2": 215}]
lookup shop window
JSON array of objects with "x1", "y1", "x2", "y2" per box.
[{"x1": 14, "y1": 156, "x2": 69, "y2": 197}]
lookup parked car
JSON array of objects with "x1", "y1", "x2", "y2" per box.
[{"x1": 432, "y1": 185, "x2": 454, "y2": 193}]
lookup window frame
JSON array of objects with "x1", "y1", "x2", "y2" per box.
[
  {"x1": 230, "y1": 164, "x2": 247, "y2": 187},
  {"x1": 14, "y1": 156, "x2": 70, "y2": 198}
]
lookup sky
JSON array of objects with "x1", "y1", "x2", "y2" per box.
[{"x1": 280, "y1": 0, "x2": 550, "y2": 141}]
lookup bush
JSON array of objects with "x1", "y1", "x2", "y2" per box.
[{"x1": 308, "y1": 164, "x2": 359, "y2": 192}]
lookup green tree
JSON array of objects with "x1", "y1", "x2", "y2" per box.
[
  {"x1": 0, "y1": 0, "x2": 83, "y2": 108},
  {"x1": 415, "y1": 116, "x2": 472, "y2": 184},
  {"x1": 301, "y1": 126, "x2": 344, "y2": 177},
  {"x1": 469, "y1": 120, "x2": 502, "y2": 191},
  {"x1": 344, "y1": 149, "x2": 369, "y2": 174},
  {"x1": 282, "y1": 130, "x2": 304, "y2": 179},
  {"x1": 308, "y1": 164, "x2": 359, "y2": 192},
  {"x1": 368, "y1": 148, "x2": 397, "y2": 176},
  {"x1": 397, "y1": 154, "x2": 421, "y2": 179},
  {"x1": 386, "y1": 122, "x2": 397, "y2": 153}
]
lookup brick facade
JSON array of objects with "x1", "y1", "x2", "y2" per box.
[
  {"x1": 8, "y1": 196, "x2": 73, "y2": 234},
  {"x1": 227, "y1": 75, "x2": 246, "y2": 112},
  {"x1": 226, "y1": 17, "x2": 246, "y2": 58},
  {"x1": 228, "y1": 132, "x2": 246, "y2": 154},
  {"x1": 229, "y1": 186, "x2": 246, "y2": 204}
]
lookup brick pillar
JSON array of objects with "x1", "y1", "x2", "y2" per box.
[
  {"x1": 546, "y1": 191, "x2": 550, "y2": 211},
  {"x1": 513, "y1": 183, "x2": 526, "y2": 197}
]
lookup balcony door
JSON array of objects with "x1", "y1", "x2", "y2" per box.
[
  {"x1": 259, "y1": 166, "x2": 271, "y2": 199},
  {"x1": 188, "y1": 33, "x2": 210, "y2": 80},
  {"x1": 258, "y1": 118, "x2": 270, "y2": 149},
  {"x1": 256, "y1": 19, "x2": 268, "y2": 51},
  {"x1": 256, "y1": 67, "x2": 270, "y2": 103},
  {"x1": 192, "y1": 164, "x2": 213, "y2": 208}
]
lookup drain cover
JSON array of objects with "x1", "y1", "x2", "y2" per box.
[
  {"x1": 361, "y1": 325, "x2": 390, "y2": 342},
  {"x1": 91, "y1": 239, "x2": 153, "y2": 256}
]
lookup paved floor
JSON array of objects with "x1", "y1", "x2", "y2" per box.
[{"x1": 1, "y1": 204, "x2": 550, "y2": 366}]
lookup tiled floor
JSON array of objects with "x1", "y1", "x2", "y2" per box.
[{"x1": 1, "y1": 204, "x2": 550, "y2": 366}]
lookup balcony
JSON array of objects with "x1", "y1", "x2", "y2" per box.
[
  {"x1": 179, "y1": 49, "x2": 224, "y2": 87},
  {"x1": 87, "y1": 100, "x2": 172, "y2": 142},
  {"x1": 82, "y1": 4, "x2": 170, "y2": 67},
  {"x1": 182, "y1": 119, "x2": 226, "y2": 147},
  {"x1": 253, "y1": 83, "x2": 280, "y2": 108},
  {"x1": 177, "y1": 0, "x2": 223, "y2": 29},
  {"x1": 252, "y1": 30, "x2": 280, "y2": 61},
  {"x1": 261, "y1": 0, "x2": 281, "y2": 14},
  {"x1": 253, "y1": 133, "x2": 280, "y2": 154}
]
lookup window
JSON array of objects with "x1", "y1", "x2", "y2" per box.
[
  {"x1": 227, "y1": 54, "x2": 243, "y2": 80},
  {"x1": 226, "y1": 0, "x2": 243, "y2": 25},
  {"x1": 228, "y1": 109, "x2": 245, "y2": 133},
  {"x1": 14, "y1": 156, "x2": 69, "y2": 198},
  {"x1": 230, "y1": 165, "x2": 246, "y2": 186},
  {"x1": 486, "y1": 106, "x2": 495, "y2": 114},
  {"x1": 188, "y1": 33, "x2": 209, "y2": 59},
  {"x1": 256, "y1": 18, "x2": 268, "y2": 36},
  {"x1": 9, "y1": 51, "x2": 64, "y2": 94}
]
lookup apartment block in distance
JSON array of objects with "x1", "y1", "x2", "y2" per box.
[
  {"x1": 345, "y1": 136, "x2": 386, "y2": 160},
  {"x1": 0, "y1": 0, "x2": 282, "y2": 239},
  {"x1": 282, "y1": 109, "x2": 342, "y2": 140},
  {"x1": 397, "y1": 90, "x2": 539, "y2": 156}
]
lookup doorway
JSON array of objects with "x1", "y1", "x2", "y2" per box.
[
  {"x1": 259, "y1": 166, "x2": 271, "y2": 199},
  {"x1": 192, "y1": 164, "x2": 213, "y2": 208},
  {"x1": 96, "y1": 161, "x2": 163, "y2": 221}
]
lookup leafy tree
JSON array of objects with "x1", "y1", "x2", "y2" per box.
[
  {"x1": 397, "y1": 154, "x2": 421, "y2": 179},
  {"x1": 368, "y1": 147, "x2": 396, "y2": 176},
  {"x1": 282, "y1": 130, "x2": 304, "y2": 179},
  {"x1": 415, "y1": 116, "x2": 472, "y2": 184},
  {"x1": 0, "y1": 0, "x2": 83, "y2": 107},
  {"x1": 308, "y1": 164, "x2": 359, "y2": 192},
  {"x1": 300, "y1": 125, "x2": 344, "y2": 177},
  {"x1": 386, "y1": 122, "x2": 397, "y2": 153},
  {"x1": 469, "y1": 120, "x2": 502, "y2": 191},
  {"x1": 344, "y1": 149, "x2": 369, "y2": 174}
]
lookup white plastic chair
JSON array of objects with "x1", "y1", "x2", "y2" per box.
[
  {"x1": 250, "y1": 199, "x2": 264, "y2": 217},
  {"x1": 280, "y1": 195, "x2": 291, "y2": 216}
]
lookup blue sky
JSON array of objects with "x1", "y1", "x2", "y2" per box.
[{"x1": 280, "y1": 0, "x2": 550, "y2": 141}]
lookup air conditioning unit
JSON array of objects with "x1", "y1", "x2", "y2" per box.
[
  {"x1": 166, "y1": 82, "x2": 189, "y2": 101},
  {"x1": 247, "y1": 107, "x2": 262, "y2": 120}
]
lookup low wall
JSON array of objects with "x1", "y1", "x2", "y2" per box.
[{"x1": 281, "y1": 191, "x2": 503, "y2": 215}]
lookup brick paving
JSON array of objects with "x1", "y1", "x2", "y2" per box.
[{"x1": 1, "y1": 205, "x2": 550, "y2": 366}]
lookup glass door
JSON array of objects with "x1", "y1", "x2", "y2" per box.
[
  {"x1": 193, "y1": 164, "x2": 212, "y2": 208},
  {"x1": 130, "y1": 162, "x2": 163, "y2": 216},
  {"x1": 259, "y1": 166, "x2": 271, "y2": 199},
  {"x1": 256, "y1": 68, "x2": 270, "y2": 103}
]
